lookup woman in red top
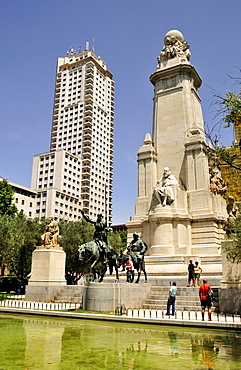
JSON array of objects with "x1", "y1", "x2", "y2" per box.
[{"x1": 199, "y1": 279, "x2": 213, "y2": 321}]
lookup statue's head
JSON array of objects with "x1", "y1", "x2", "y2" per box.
[
  {"x1": 48, "y1": 216, "x2": 53, "y2": 222},
  {"x1": 164, "y1": 30, "x2": 184, "y2": 46},
  {"x1": 97, "y1": 213, "x2": 103, "y2": 221},
  {"x1": 163, "y1": 167, "x2": 171, "y2": 177},
  {"x1": 133, "y1": 232, "x2": 139, "y2": 239},
  {"x1": 228, "y1": 195, "x2": 235, "y2": 203}
]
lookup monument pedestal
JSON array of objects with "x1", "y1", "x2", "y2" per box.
[
  {"x1": 83, "y1": 282, "x2": 151, "y2": 312},
  {"x1": 25, "y1": 248, "x2": 66, "y2": 302}
]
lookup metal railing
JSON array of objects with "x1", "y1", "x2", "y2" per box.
[
  {"x1": 0, "y1": 299, "x2": 82, "y2": 311},
  {"x1": 121, "y1": 308, "x2": 241, "y2": 323},
  {"x1": 1, "y1": 299, "x2": 240, "y2": 324}
]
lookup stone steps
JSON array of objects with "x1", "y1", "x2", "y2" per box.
[
  {"x1": 142, "y1": 285, "x2": 219, "y2": 312},
  {"x1": 51, "y1": 286, "x2": 83, "y2": 304}
]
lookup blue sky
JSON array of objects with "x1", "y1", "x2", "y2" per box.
[{"x1": 1, "y1": 1, "x2": 241, "y2": 224}]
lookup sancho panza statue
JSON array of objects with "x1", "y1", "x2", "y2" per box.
[
  {"x1": 41, "y1": 216, "x2": 62, "y2": 249},
  {"x1": 153, "y1": 167, "x2": 179, "y2": 206}
]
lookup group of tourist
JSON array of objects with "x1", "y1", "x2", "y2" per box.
[
  {"x1": 165, "y1": 260, "x2": 214, "y2": 321},
  {"x1": 187, "y1": 260, "x2": 202, "y2": 287}
]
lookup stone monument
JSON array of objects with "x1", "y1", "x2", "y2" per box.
[
  {"x1": 25, "y1": 217, "x2": 66, "y2": 302},
  {"x1": 126, "y1": 30, "x2": 227, "y2": 277}
]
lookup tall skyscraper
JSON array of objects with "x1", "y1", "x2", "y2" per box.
[{"x1": 31, "y1": 44, "x2": 114, "y2": 223}]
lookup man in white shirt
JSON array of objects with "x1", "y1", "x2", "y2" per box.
[{"x1": 166, "y1": 281, "x2": 177, "y2": 315}]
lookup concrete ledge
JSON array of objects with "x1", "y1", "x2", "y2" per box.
[{"x1": 0, "y1": 307, "x2": 240, "y2": 330}]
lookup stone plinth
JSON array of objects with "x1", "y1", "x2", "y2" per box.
[
  {"x1": 28, "y1": 249, "x2": 66, "y2": 286},
  {"x1": 25, "y1": 248, "x2": 66, "y2": 302},
  {"x1": 83, "y1": 283, "x2": 151, "y2": 312}
]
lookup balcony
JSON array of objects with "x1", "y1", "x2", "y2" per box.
[
  {"x1": 81, "y1": 183, "x2": 90, "y2": 190},
  {"x1": 85, "y1": 103, "x2": 92, "y2": 111},
  {"x1": 85, "y1": 80, "x2": 93, "y2": 88},
  {"x1": 82, "y1": 205, "x2": 89, "y2": 212},
  {"x1": 83, "y1": 125, "x2": 92, "y2": 134},
  {"x1": 86, "y1": 64, "x2": 94, "y2": 73},
  {"x1": 83, "y1": 132, "x2": 91, "y2": 139},
  {"x1": 84, "y1": 108, "x2": 93, "y2": 116},
  {"x1": 82, "y1": 149, "x2": 91, "y2": 157},
  {"x1": 85, "y1": 94, "x2": 93, "y2": 103},
  {"x1": 85, "y1": 87, "x2": 93, "y2": 95},
  {"x1": 83, "y1": 137, "x2": 91, "y2": 144}
]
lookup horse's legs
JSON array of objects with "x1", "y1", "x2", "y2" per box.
[
  {"x1": 89, "y1": 267, "x2": 96, "y2": 282},
  {"x1": 135, "y1": 271, "x2": 141, "y2": 283},
  {"x1": 90, "y1": 258, "x2": 98, "y2": 269},
  {"x1": 99, "y1": 265, "x2": 107, "y2": 283},
  {"x1": 114, "y1": 262, "x2": 119, "y2": 282},
  {"x1": 131, "y1": 270, "x2": 134, "y2": 283},
  {"x1": 143, "y1": 269, "x2": 148, "y2": 282}
]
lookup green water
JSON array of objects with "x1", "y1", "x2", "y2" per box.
[{"x1": 0, "y1": 313, "x2": 241, "y2": 370}]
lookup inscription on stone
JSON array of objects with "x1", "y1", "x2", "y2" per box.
[{"x1": 161, "y1": 77, "x2": 177, "y2": 90}]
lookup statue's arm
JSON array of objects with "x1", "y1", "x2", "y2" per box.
[{"x1": 80, "y1": 210, "x2": 94, "y2": 224}]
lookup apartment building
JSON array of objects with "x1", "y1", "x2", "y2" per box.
[
  {"x1": 31, "y1": 44, "x2": 114, "y2": 223},
  {"x1": 0, "y1": 176, "x2": 37, "y2": 218}
]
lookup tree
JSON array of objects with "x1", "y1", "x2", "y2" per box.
[
  {"x1": 0, "y1": 214, "x2": 43, "y2": 279},
  {"x1": 108, "y1": 230, "x2": 127, "y2": 252},
  {"x1": 59, "y1": 219, "x2": 94, "y2": 273},
  {"x1": 207, "y1": 76, "x2": 241, "y2": 263},
  {"x1": 206, "y1": 80, "x2": 241, "y2": 172},
  {"x1": 0, "y1": 179, "x2": 18, "y2": 216}
]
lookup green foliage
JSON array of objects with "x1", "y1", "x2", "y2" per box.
[
  {"x1": 59, "y1": 219, "x2": 94, "y2": 272},
  {"x1": 0, "y1": 179, "x2": 18, "y2": 216},
  {"x1": 221, "y1": 89, "x2": 241, "y2": 128},
  {"x1": 223, "y1": 204, "x2": 241, "y2": 262},
  {"x1": 107, "y1": 230, "x2": 127, "y2": 252},
  {"x1": 0, "y1": 215, "x2": 126, "y2": 278},
  {"x1": 206, "y1": 83, "x2": 241, "y2": 171},
  {"x1": 207, "y1": 144, "x2": 241, "y2": 171},
  {"x1": 0, "y1": 214, "x2": 43, "y2": 279}
]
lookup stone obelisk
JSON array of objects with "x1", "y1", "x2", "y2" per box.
[{"x1": 127, "y1": 30, "x2": 227, "y2": 275}]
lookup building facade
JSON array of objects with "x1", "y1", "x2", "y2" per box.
[
  {"x1": 0, "y1": 176, "x2": 37, "y2": 218},
  {"x1": 31, "y1": 45, "x2": 114, "y2": 223}
]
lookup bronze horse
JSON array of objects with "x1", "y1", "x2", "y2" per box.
[
  {"x1": 78, "y1": 241, "x2": 119, "y2": 283},
  {"x1": 117, "y1": 249, "x2": 148, "y2": 283}
]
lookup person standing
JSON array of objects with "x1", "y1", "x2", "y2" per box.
[
  {"x1": 187, "y1": 260, "x2": 195, "y2": 287},
  {"x1": 125, "y1": 258, "x2": 134, "y2": 283},
  {"x1": 194, "y1": 261, "x2": 202, "y2": 287},
  {"x1": 199, "y1": 279, "x2": 213, "y2": 321},
  {"x1": 166, "y1": 281, "x2": 177, "y2": 315}
]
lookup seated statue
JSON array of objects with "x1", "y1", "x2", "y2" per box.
[
  {"x1": 41, "y1": 217, "x2": 61, "y2": 248},
  {"x1": 153, "y1": 167, "x2": 179, "y2": 206}
]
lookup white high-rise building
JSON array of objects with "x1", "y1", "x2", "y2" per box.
[{"x1": 31, "y1": 45, "x2": 114, "y2": 223}]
